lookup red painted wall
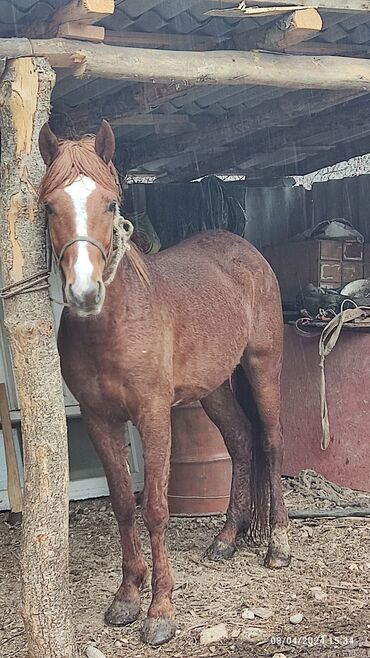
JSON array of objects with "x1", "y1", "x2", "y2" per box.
[{"x1": 281, "y1": 326, "x2": 370, "y2": 492}]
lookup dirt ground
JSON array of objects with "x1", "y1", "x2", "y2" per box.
[{"x1": 1, "y1": 471, "x2": 370, "y2": 658}]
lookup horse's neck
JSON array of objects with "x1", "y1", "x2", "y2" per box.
[{"x1": 103, "y1": 252, "x2": 153, "y2": 318}]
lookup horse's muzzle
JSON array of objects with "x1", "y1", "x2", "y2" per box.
[{"x1": 66, "y1": 280, "x2": 105, "y2": 316}]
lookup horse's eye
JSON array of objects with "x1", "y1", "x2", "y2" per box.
[
  {"x1": 45, "y1": 203, "x2": 53, "y2": 215},
  {"x1": 108, "y1": 201, "x2": 116, "y2": 213}
]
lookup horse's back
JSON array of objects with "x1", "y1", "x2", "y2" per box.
[{"x1": 152, "y1": 229, "x2": 278, "y2": 300}]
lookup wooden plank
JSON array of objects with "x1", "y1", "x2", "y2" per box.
[
  {"x1": 1, "y1": 39, "x2": 369, "y2": 93},
  {"x1": 51, "y1": 0, "x2": 114, "y2": 25},
  {"x1": 55, "y1": 80, "x2": 196, "y2": 135},
  {"x1": 0, "y1": 383, "x2": 22, "y2": 514},
  {"x1": 25, "y1": 0, "x2": 114, "y2": 38},
  {"x1": 235, "y1": 0, "x2": 370, "y2": 11},
  {"x1": 110, "y1": 113, "x2": 189, "y2": 126},
  {"x1": 58, "y1": 22, "x2": 105, "y2": 42},
  {"x1": 207, "y1": 6, "x2": 312, "y2": 18},
  {"x1": 283, "y1": 42, "x2": 370, "y2": 56},
  {"x1": 104, "y1": 30, "x2": 227, "y2": 51},
  {"x1": 234, "y1": 8, "x2": 323, "y2": 51},
  {"x1": 127, "y1": 89, "x2": 365, "y2": 168}
]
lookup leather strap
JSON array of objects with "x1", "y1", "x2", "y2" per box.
[{"x1": 56, "y1": 235, "x2": 108, "y2": 266}]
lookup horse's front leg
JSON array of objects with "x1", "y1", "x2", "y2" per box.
[
  {"x1": 82, "y1": 410, "x2": 149, "y2": 625},
  {"x1": 136, "y1": 403, "x2": 175, "y2": 647}
]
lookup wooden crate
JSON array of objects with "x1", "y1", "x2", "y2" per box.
[{"x1": 263, "y1": 240, "x2": 364, "y2": 305}]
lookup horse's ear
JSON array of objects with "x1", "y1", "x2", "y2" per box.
[
  {"x1": 95, "y1": 119, "x2": 115, "y2": 164},
  {"x1": 39, "y1": 122, "x2": 59, "y2": 166}
]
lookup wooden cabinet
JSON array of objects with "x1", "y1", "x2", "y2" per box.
[{"x1": 263, "y1": 240, "x2": 365, "y2": 305}]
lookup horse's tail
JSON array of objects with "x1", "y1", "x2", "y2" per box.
[{"x1": 232, "y1": 365, "x2": 270, "y2": 543}]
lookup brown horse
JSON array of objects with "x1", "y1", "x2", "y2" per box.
[{"x1": 38, "y1": 120, "x2": 291, "y2": 647}]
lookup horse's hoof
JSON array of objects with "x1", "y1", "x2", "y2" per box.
[
  {"x1": 204, "y1": 539, "x2": 236, "y2": 562},
  {"x1": 104, "y1": 598, "x2": 141, "y2": 626},
  {"x1": 141, "y1": 617, "x2": 177, "y2": 646},
  {"x1": 264, "y1": 527, "x2": 291, "y2": 569},
  {"x1": 264, "y1": 549, "x2": 291, "y2": 569}
]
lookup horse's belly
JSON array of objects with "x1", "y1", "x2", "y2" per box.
[{"x1": 173, "y1": 342, "x2": 244, "y2": 404}]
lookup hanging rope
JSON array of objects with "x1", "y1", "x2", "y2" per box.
[
  {"x1": 319, "y1": 305, "x2": 370, "y2": 450},
  {"x1": 0, "y1": 271, "x2": 50, "y2": 300},
  {"x1": 103, "y1": 209, "x2": 134, "y2": 287}
]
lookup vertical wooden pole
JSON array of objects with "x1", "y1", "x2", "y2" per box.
[{"x1": 0, "y1": 58, "x2": 76, "y2": 658}]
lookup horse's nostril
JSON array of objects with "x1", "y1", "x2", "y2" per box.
[
  {"x1": 95, "y1": 281, "x2": 102, "y2": 304},
  {"x1": 68, "y1": 283, "x2": 78, "y2": 303},
  {"x1": 67, "y1": 281, "x2": 103, "y2": 308}
]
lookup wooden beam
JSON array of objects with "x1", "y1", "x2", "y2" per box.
[
  {"x1": 0, "y1": 39, "x2": 369, "y2": 92},
  {"x1": 58, "y1": 22, "x2": 104, "y2": 42},
  {"x1": 282, "y1": 42, "x2": 370, "y2": 57},
  {"x1": 258, "y1": 133, "x2": 370, "y2": 178},
  {"x1": 162, "y1": 98, "x2": 370, "y2": 181},
  {"x1": 207, "y1": 5, "x2": 315, "y2": 18},
  {"x1": 52, "y1": 80, "x2": 196, "y2": 136},
  {"x1": 231, "y1": 1, "x2": 370, "y2": 11},
  {"x1": 25, "y1": 0, "x2": 114, "y2": 39},
  {"x1": 234, "y1": 8, "x2": 323, "y2": 51},
  {"x1": 127, "y1": 88, "x2": 365, "y2": 169},
  {"x1": 0, "y1": 56, "x2": 75, "y2": 658},
  {"x1": 50, "y1": 0, "x2": 114, "y2": 26},
  {"x1": 110, "y1": 113, "x2": 189, "y2": 127},
  {"x1": 132, "y1": 81, "x2": 195, "y2": 110},
  {"x1": 104, "y1": 30, "x2": 227, "y2": 51}
]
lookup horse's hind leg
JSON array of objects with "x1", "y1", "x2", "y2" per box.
[
  {"x1": 82, "y1": 411, "x2": 148, "y2": 625},
  {"x1": 241, "y1": 349, "x2": 291, "y2": 569},
  {"x1": 201, "y1": 380, "x2": 253, "y2": 561}
]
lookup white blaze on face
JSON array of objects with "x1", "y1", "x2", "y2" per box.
[{"x1": 64, "y1": 176, "x2": 97, "y2": 296}]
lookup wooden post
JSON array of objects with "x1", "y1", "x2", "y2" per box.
[{"x1": 0, "y1": 58, "x2": 76, "y2": 658}]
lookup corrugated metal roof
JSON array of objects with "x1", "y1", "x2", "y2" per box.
[{"x1": 1, "y1": 1, "x2": 369, "y2": 180}]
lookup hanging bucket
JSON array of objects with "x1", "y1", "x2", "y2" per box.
[{"x1": 168, "y1": 402, "x2": 232, "y2": 516}]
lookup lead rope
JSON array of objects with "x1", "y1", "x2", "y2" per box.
[
  {"x1": 319, "y1": 304, "x2": 370, "y2": 450},
  {"x1": 1, "y1": 212, "x2": 134, "y2": 307},
  {"x1": 103, "y1": 209, "x2": 134, "y2": 287}
]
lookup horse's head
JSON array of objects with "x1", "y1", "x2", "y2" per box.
[{"x1": 38, "y1": 120, "x2": 120, "y2": 317}]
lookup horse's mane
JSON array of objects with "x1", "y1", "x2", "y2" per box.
[
  {"x1": 39, "y1": 135, "x2": 149, "y2": 284},
  {"x1": 38, "y1": 136, "x2": 120, "y2": 201}
]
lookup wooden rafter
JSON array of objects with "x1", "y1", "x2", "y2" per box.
[
  {"x1": 51, "y1": 0, "x2": 114, "y2": 25},
  {"x1": 210, "y1": 1, "x2": 370, "y2": 12},
  {"x1": 52, "y1": 80, "x2": 196, "y2": 136},
  {"x1": 256, "y1": 133, "x2": 370, "y2": 179},
  {"x1": 161, "y1": 98, "x2": 370, "y2": 181},
  {"x1": 280, "y1": 43, "x2": 370, "y2": 57},
  {"x1": 234, "y1": 8, "x2": 323, "y2": 51},
  {"x1": 244, "y1": 0, "x2": 370, "y2": 11},
  {"x1": 103, "y1": 30, "x2": 229, "y2": 51},
  {"x1": 25, "y1": 0, "x2": 114, "y2": 41},
  {"x1": 110, "y1": 113, "x2": 189, "y2": 127},
  {"x1": 127, "y1": 89, "x2": 365, "y2": 169}
]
